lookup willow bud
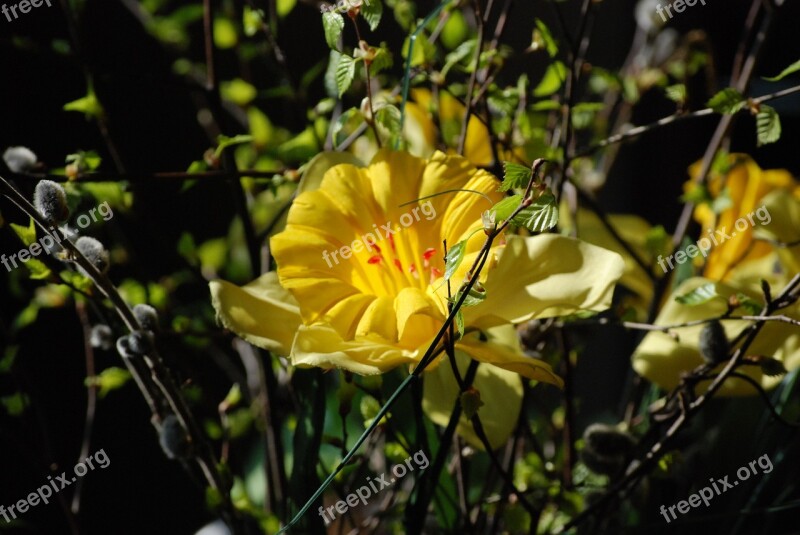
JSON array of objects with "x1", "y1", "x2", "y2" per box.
[
  {"x1": 3, "y1": 146, "x2": 38, "y2": 173},
  {"x1": 133, "y1": 304, "x2": 159, "y2": 332},
  {"x1": 33, "y1": 180, "x2": 69, "y2": 223},
  {"x1": 699, "y1": 320, "x2": 729, "y2": 364},
  {"x1": 75, "y1": 236, "x2": 109, "y2": 274}
]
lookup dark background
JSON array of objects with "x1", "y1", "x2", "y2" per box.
[{"x1": 1, "y1": 0, "x2": 799, "y2": 533}]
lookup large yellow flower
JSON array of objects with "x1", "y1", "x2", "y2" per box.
[{"x1": 210, "y1": 149, "x2": 625, "y2": 446}]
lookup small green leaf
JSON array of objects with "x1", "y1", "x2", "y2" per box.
[
  {"x1": 276, "y1": 0, "x2": 296, "y2": 18},
  {"x1": 514, "y1": 191, "x2": 559, "y2": 233},
  {"x1": 490, "y1": 194, "x2": 523, "y2": 222},
  {"x1": 500, "y1": 162, "x2": 532, "y2": 192},
  {"x1": 454, "y1": 309, "x2": 464, "y2": 338},
  {"x1": 763, "y1": 59, "x2": 800, "y2": 82},
  {"x1": 63, "y1": 90, "x2": 104, "y2": 119},
  {"x1": 375, "y1": 104, "x2": 402, "y2": 145},
  {"x1": 223, "y1": 383, "x2": 243, "y2": 407},
  {"x1": 675, "y1": 283, "x2": 718, "y2": 306},
  {"x1": 220, "y1": 78, "x2": 257, "y2": 106},
  {"x1": 1, "y1": 392, "x2": 29, "y2": 416},
  {"x1": 322, "y1": 11, "x2": 344, "y2": 49},
  {"x1": 331, "y1": 107, "x2": 363, "y2": 147},
  {"x1": 213, "y1": 18, "x2": 238, "y2": 49},
  {"x1": 444, "y1": 240, "x2": 467, "y2": 281},
  {"x1": 665, "y1": 84, "x2": 686, "y2": 103},
  {"x1": 10, "y1": 218, "x2": 36, "y2": 247},
  {"x1": 707, "y1": 88, "x2": 745, "y2": 114},
  {"x1": 533, "y1": 61, "x2": 567, "y2": 97},
  {"x1": 242, "y1": 5, "x2": 262, "y2": 36},
  {"x1": 336, "y1": 53, "x2": 357, "y2": 97},
  {"x1": 532, "y1": 19, "x2": 558, "y2": 57},
  {"x1": 644, "y1": 225, "x2": 669, "y2": 258},
  {"x1": 735, "y1": 293, "x2": 762, "y2": 315},
  {"x1": 85, "y1": 367, "x2": 132, "y2": 399},
  {"x1": 25, "y1": 259, "x2": 51, "y2": 280},
  {"x1": 370, "y1": 45, "x2": 393, "y2": 75},
  {"x1": 756, "y1": 105, "x2": 781, "y2": 147},
  {"x1": 361, "y1": 0, "x2": 382, "y2": 31}
]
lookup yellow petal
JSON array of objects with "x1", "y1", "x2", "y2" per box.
[
  {"x1": 291, "y1": 323, "x2": 417, "y2": 374},
  {"x1": 457, "y1": 325, "x2": 563, "y2": 388},
  {"x1": 560, "y1": 207, "x2": 657, "y2": 304},
  {"x1": 209, "y1": 272, "x2": 301, "y2": 355},
  {"x1": 632, "y1": 277, "x2": 800, "y2": 395},
  {"x1": 466, "y1": 235, "x2": 625, "y2": 324},
  {"x1": 422, "y1": 350, "x2": 523, "y2": 450}
]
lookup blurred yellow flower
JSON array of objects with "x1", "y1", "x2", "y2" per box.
[
  {"x1": 210, "y1": 149, "x2": 625, "y2": 446},
  {"x1": 633, "y1": 156, "x2": 800, "y2": 394},
  {"x1": 688, "y1": 154, "x2": 800, "y2": 280}
]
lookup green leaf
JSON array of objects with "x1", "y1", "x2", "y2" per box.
[
  {"x1": 25, "y1": 259, "x2": 51, "y2": 280},
  {"x1": 213, "y1": 18, "x2": 238, "y2": 49},
  {"x1": 675, "y1": 283, "x2": 718, "y2": 306},
  {"x1": 370, "y1": 45, "x2": 393, "y2": 75},
  {"x1": 454, "y1": 309, "x2": 464, "y2": 338},
  {"x1": 490, "y1": 194, "x2": 523, "y2": 222},
  {"x1": 276, "y1": 0, "x2": 296, "y2": 18},
  {"x1": 444, "y1": 240, "x2": 467, "y2": 281},
  {"x1": 374, "y1": 104, "x2": 402, "y2": 145},
  {"x1": 63, "y1": 90, "x2": 104, "y2": 119},
  {"x1": 500, "y1": 162, "x2": 532, "y2": 192},
  {"x1": 644, "y1": 225, "x2": 669, "y2": 258},
  {"x1": 514, "y1": 191, "x2": 559, "y2": 233},
  {"x1": 10, "y1": 218, "x2": 36, "y2": 247},
  {"x1": 322, "y1": 11, "x2": 344, "y2": 49},
  {"x1": 331, "y1": 107, "x2": 363, "y2": 147},
  {"x1": 533, "y1": 61, "x2": 567, "y2": 97},
  {"x1": 221, "y1": 78, "x2": 257, "y2": 106},
  {"x1": 86, "y1": 367, "x2": 132, "y2": 399},
  {"x1": 763, "y1": 59, "x2": 800, "y2": 82},
  {"x1": 242, "y1": 5, "x2": 262, "y2": 36},
  {"x1": 707, "y1": 88, "x2": 745, "y2": 114},
  {"x1": 665, "y1": 84, "x2": 686, "y2": 103},
  {"x1": 335, "y1": 53, "x2": 357, "y2": 97},
  {"x1": 532, "y1": 19, "x2": 558, "y2": 57},
  {"x1": 756, "y1": 105, "x2": 781, "y2": 147},
  {"x1": 735, "y1": 293, "x2": 762, "y2": 315},
  {"x1": 361, "y1": 0, "x2": 382, "y2": 31},
  {"x1": 1, "y1": 392, "x2": 29, "y2": 416},
  {"x1": 66, "y1": 150, "x2": 102, "y2": 172},
  {"x1": 223, "y1": 383, "x2": 243, "y2": 407}
]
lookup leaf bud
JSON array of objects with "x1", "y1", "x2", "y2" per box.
[{"x1": 699, "y1": 320, "x2": 729, "y2": 364}]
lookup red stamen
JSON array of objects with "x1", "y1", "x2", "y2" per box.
[{"x1": 367, "y1": 255, "x2": 382, "y2": 265}]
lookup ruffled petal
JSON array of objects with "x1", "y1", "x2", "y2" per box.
[
  {"x1": 457, "y1": 325, "x2": 564, "y2": 388},
  {"x1": 209, "y1": 272, "x2": 301, "y2": 355},
  {"x1": 467, "y1": 235, "x2": 625, "y2": 324},
  {"x1": 291, "y1": 323, "x2": 417, "y2": 374}
]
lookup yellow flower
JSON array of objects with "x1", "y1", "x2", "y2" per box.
[
  {"x1": 688, "y1": 154, "x2": 799, "y2": 280},
  {"x1": 633, "y1": 157, "x2": 800, "y2": 394},
  {"x1": 210, "y1": 149, "x2": 625, "y2": 447}
]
